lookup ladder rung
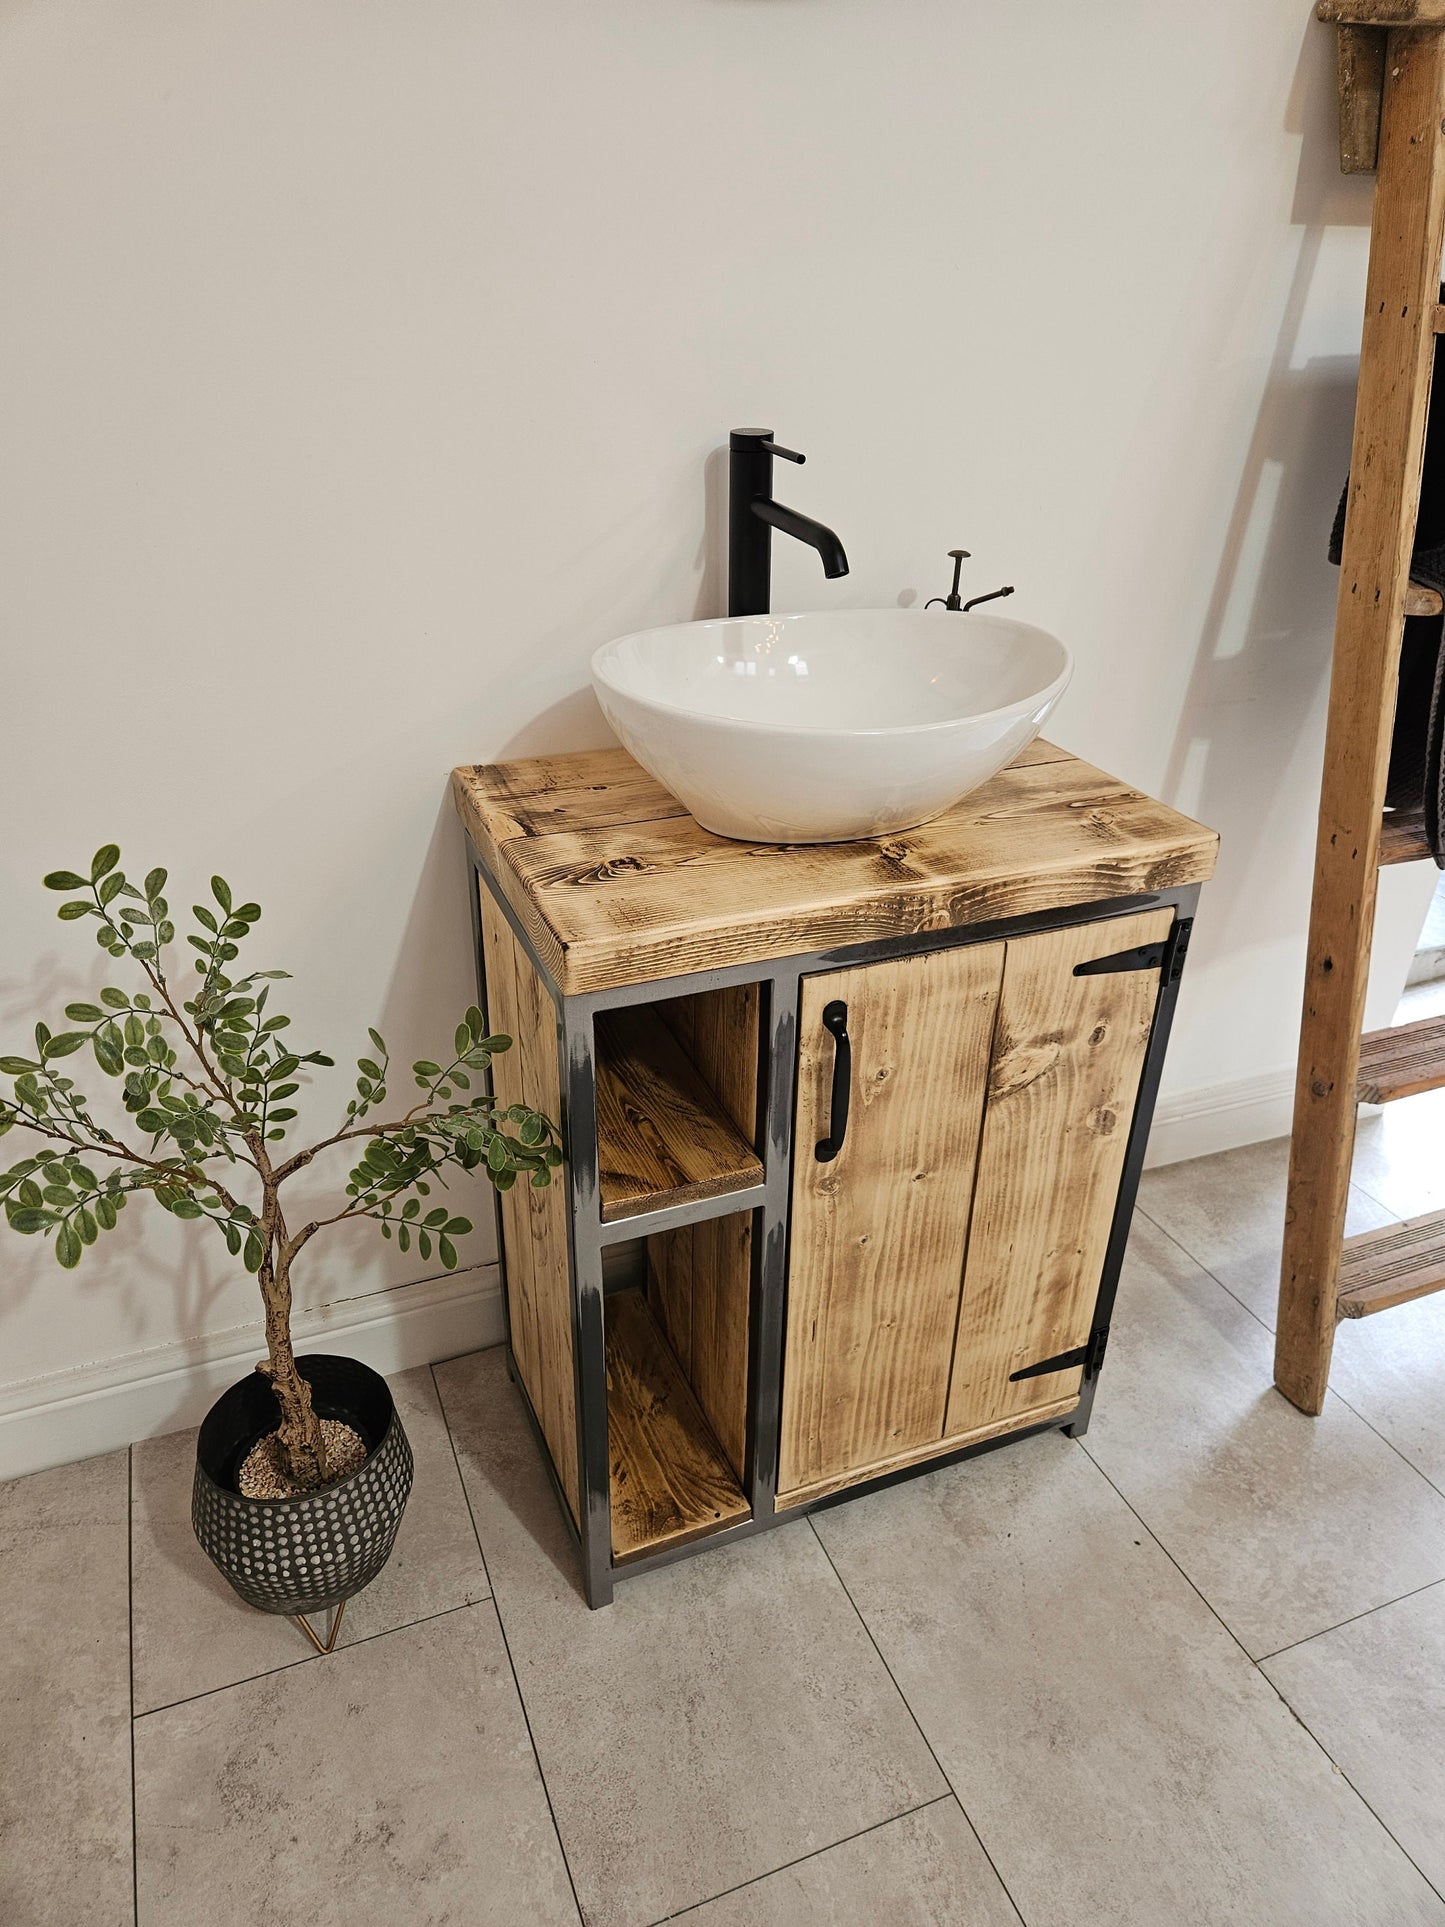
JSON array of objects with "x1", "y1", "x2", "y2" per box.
[
  {"x1": 1357, "y1": 1013, "x2": 1445, "y2": 1101},
  {"x1": 1404, "y1": 579, "x2": 1444, "y2": 616},
  {"x1": 1379, "y1": 806, "x2": 1432, "y2": 865},
  {"x1": 1337, "y1": 1209, "x2": 1445, "y2": 1318}
]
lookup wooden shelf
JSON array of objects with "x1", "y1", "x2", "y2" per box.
[
  {"x1": 1338, "y1": 1209, "x2": 1445, "y2": 1318},
  {"x1": 1357, "y1": 1014, "x2": 1445, "y2": 1102},
  {"x1": 606, "y1": 1287, "x2": 749, "y2": 1562},
  {"x1": 1379, "y1": 806, "x2": 1431, "y2": 865},
  {"x1": 594, "y1": 1006, "x2": 763, "y2": 1223}
]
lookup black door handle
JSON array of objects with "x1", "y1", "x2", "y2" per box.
[{"x1": 814, "y1": 1000, "x2": 851, "y2": 1163}]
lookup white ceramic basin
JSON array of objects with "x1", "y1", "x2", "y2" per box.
[{"x1": 590, "y1": 608, "x2": 1072, "y2": 844}]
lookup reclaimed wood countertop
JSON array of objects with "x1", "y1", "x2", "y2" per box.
[{"x1": 451, "y1": 739, "x2": 1217, "y2": 996}]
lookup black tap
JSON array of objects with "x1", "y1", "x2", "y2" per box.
[{"x1": 728, "y1": 428, "x2": 849, "y2": 617}]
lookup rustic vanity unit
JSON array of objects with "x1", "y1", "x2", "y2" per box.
[{"x1": 451, "y1": 740, "x2": 1216, "y2": 1606}]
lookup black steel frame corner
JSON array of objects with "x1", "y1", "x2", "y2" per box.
[{"x1": 466, "y1": 831, "x2": 1199, "y2": 1608}]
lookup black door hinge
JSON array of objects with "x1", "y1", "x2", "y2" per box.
[
  {"x1": 1008, "y1": 1324, "x2": 1110, "y2": 1383},
  {"x1": 1073, "y1": 917, "x2": 1193, "y2": 983}
]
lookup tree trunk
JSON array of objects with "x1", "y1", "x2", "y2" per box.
[{"x1": 256, "y1": 1200, "x2": 328, "y2": 1489}]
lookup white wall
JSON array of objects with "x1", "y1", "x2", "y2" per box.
[{"x1": 0, "y1": 1, "x2": 1434, "y2": 1468}]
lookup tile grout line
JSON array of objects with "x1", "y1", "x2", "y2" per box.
[
  {"x1": 1133, "y1": 1204, "x2": 1445, "y2": 1509},
  {"x1": 647, "y1": 1792, "x2": 960, "y2": 1924},
  {"x1": 1074, "y1": 1436, "x2": 1445, "y2": 1909},
  {"x1": 127, "y1": 1446, "x2": 139, "y2": 1927},
  {"x1": 804, "y1": 1517, "x2": 1029, "y2": 1927},
  {"x1": 1254, "y1": 1573, "x2": 1445, "y2": 1666},
  {"x1": 133, "y1": 1597, "x2": 478, "y2": 1721},
  {"x1": 429, "y1": 1362, "x2": 586, "y2": 1927}
]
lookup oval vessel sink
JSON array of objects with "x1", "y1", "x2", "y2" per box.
[{"x1": 591, "y1": 608, "x2": 1072, "y2": 844}]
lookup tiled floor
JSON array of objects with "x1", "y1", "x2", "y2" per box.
[{"x1": 7, "y1": 1095, "x2": 1445, "y2": 1922}]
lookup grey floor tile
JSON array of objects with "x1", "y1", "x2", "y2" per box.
[
  {"x1": 131, "y1": 1364, "x2": 488, "y2": 1714},
  {"x1": 1137, "y1": 1135, "x2": 1394, "y2": 1327},
  {"x1": 133, "y1": 1601, "x2": 576, "y2": 1926},
  {"x1": 0, "y1": 1449, "x2": 132, "y2": 1927},
  {"x1": 673, "y1": 1799, "x2": 1021, "y2": 1926},
  {"x1": 813, "y1": 1431, "x2": 1444, "y2": 1927},
  {"x1": 435, "y1": 1347, "x2": 945, "y2": 1927},
  {"x1": 1084, "y1": 1215, "x2": 1445, "y2": 1658},
  {"x1": 1263, "y1": 1581, "x2": 1445, "y2": 1897},
  {"x1": 1332, "y1": 1290, "x2": 1445, "y2": 1493}
]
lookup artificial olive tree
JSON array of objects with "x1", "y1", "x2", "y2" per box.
[{"x1": 0, "y1": 847, "x2": 558, "y2": 1490}]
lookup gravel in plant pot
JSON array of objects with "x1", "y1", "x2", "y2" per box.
[{"x1": 0, "y1": 847, "x2": 559, "y2": 1648}]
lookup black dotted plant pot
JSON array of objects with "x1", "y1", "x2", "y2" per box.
[{"x1": 192, "y1": 1353, "x2": 413, "y2": 1619}]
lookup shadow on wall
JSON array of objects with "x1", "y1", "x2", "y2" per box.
[{"x1": 1161, "y1": 17, "x2": 1373, "y2": 971}]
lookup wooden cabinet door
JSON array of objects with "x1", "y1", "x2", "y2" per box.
[
  {"x1": 944, "y1": 907, "x2": 1173, "y2": 1436},
  {"x1": 778, "y1": 942, "x2": 1005, "y2": 1499}
]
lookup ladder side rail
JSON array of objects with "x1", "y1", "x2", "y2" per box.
[{"x1": 1277, "y1": 26, "x2": 1445, "y2": 1413}]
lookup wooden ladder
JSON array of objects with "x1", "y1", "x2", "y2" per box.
[{"x1": 1277, "y1": 3, "x2": 1445, "y2": 1413}]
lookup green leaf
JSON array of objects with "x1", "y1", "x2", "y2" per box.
[
  {"x1": 57, "y1": 901, "x2": 91, "y2": 920},
  {"x1": 100, "y1": 987, "x2": 129, "y2": 1009},
  {"x1": 493, "y1": 1167, "x2": 516, "y2": 1191},
  {"x1": 519, "y1": 1114, "x2": 543, "y2": 1145},
  {"x1": 465, "y1": 1005, "x2": 485, "y2": 1041},
  {"x1": 444, "y1": 1216, "x2": 472, "y2": 1235},
  {"x1": 223, "y1": 1222, "x2": 241, "y2": 1256},
  {"x1": 454, "y1": 1023, "x2": 471, "y2": 1059},
  {"x1": 95, "y1": 1194, "x2": 117, "y2": 1231},
  {"x1": 357, "y1": 1058, "x2": 381, "y2": 1080},
  {"x1": 438, "y1": 1235, "x2": 458, "y2": 1269},
  {"x1": 144, "y1": 867, "x2": 167, "y2": 901},
  {"x1": 401, "y1": 1198, "x2": 420, "y2": 1220},
  {"x1": 211, "y1": 876, "x2": 232, "y2": 914},
  {"x1": 398, "y1": 1223, "x2": 411, "y2": 1253},
  {"x1": 418, "y1": 1230, "x2": 432, "y2": 1261},
  {"x1": 54, "y1": 1221, "x2": 82, "y2": 1268},
  {"x1": 530, "y1": 1170, "x2": 551, "y2": 1188},
  {"x1": 45, "y1": 1032, "x2": 88, "y2": 1059},
  {"x1": 43, "y1": 870, "x2": 87, "y2": 891},
  {"x1": 6, "y1": 1206, "x2": 52, "y2": 1234},
  {"x1": 64, "y1": 1002, "x2": 105, "y2": 1023},
  {"x1": 170, "y1": 1198, "x2": 203, "y2": 1220},
  {"x1": 413, "y1": 1060, "x2": 441, "y2": 1079},
  {"x1": 487, "y1": 1137, "x2": 508, "y2": 1172},
  {"x1": 90, "y1": 845, "x2": 120, "y2": 883},
  {"x1": 98, "y1": 872, "x2": 125, "y2": 906},
  {"x1": 76, "y1": 1207, "x2": 98, "y2": 1245},
  {"x1": 242, "y1": 1230, "x2": 264, "y2": 1273},
  {"x1": 482, "y1": 1035, "x2": 512, "y2": 1053},
  {"x1": 0, "y1": 1056, "x2": 39, "y2": 1074},
  {"x1": 368, "y1": 1027, "x2": 386, "y2": 1055},
  {"x1": 423, "y1": 1206, "x2": 447, "y2": 1228}
]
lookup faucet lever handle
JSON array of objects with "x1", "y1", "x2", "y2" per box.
[{"x1": 760, "y1": 438, "x2": 805, "y2": 464}]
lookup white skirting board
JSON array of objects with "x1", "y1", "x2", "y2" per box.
[
  {"x1": 0, "y1": 1263, "x2": 505, "y2": 1484},
  {"x1": 1143, "y1": 1065, "x2": 1297, "y2": 1169}
]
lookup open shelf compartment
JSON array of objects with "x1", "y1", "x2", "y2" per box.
[
  {"x1": 594, "y1": 987, "x2": 764, "y2": 1224},
  {"x1": 606, "y1": 1285, "x2": 750, "y2": 1562}
]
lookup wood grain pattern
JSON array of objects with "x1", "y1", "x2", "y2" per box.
[
  {"x1": 1336, "y1": 22, "x2": 1388, "y2": 172},
  {"x1": 479, "y1": 882, "x2": 579, "y2": 1521},
  {"x1": 606, "y1": 1286, "x2": 749, "y2": 1561},
  {"x1": 656, "y1": 984, "x2": 761, "y2": 1140},
  {"x1": 594, "y1": 1007, "x2": 763, "y2": 1222},
  {"x1": 1278, "y1": 27, "x2": 1445, "y2": 1414},
  {"x1": 1379, "y1": 805, "x2": 1432, "y2": 863},
  {"x1": 945, "y1": 910, "x2": 1172, "y2": 1437},
  {"x1": 1356, "y1": 1013, "x2": 1445, "y2": 1100},
  {"x1": 1404, "y1": 579, "x2": 1444, "y2": 614},
  {"x1": 646, "y1": 1210, "x2": 752, "y2": 1481},
  {"x1": 1319, "y1": 3, "x2": 1445, "y2": 23},
  {"x1": 774, "y1": 1394, "x2": 1078, "y2": 1511},
  {"x1": 452, "y1": 743, "x2": 1216, "y2": 995},
  {"x1": 1338, "y1": 1208, "x2": 1445, "y2": 1314},
  {"x1": 778, "y1": 943, "x2": 1004, "y2": 1497}
]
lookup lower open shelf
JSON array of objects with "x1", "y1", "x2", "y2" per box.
[{"x1": 606, "y1": 1286, "x2": 750, "y2": 1563}]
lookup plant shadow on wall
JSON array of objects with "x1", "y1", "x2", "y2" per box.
[
  {"x1": 1160, "y1": 19, "x2": 1374, "y2": 964},
  {"x1": 0, "y1": 847, "x2": 560, "y2": 1495}
]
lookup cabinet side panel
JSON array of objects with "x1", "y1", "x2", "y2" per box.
[
  {"x1": 646, "y1": 1213, "x2": 752, "y2": 1484},
  {"x1": 655, "y1": 983, "x2": 762, "y2": 1141},
  {"x1": 945, "y1": 908, "x2": 1172, "y2": 1436},
  {"x1": 779, "y1": 944, "x2": 1004, "y2": 1496},
  {"x1": 479, "y1": 882, "x2": 579, "y2": 1522}
]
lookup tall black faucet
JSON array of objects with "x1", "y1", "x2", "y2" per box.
[{"x1": 727, "y1": 428, "x2": 849, "y2": 617}]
